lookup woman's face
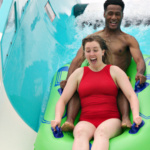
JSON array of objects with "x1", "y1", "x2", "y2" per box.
[{"x1": 84, "y1": 41, "x2": 105, "y2": 66}]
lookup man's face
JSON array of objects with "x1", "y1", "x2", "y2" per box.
[{"x1": 104, "y1": 5, "x2": 123, "y2": 30}]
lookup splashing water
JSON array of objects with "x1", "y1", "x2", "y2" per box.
[{"x1": 70, "y1": 0, "x2": 150, "y2": 55}]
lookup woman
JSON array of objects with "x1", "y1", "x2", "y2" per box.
[{"x1": 51, "y1": 35, "x2": 142, "y2": 150}]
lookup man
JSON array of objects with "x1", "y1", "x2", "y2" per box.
[{"x1": 60, "y1": 0, "x2": 146, "y2": 131}]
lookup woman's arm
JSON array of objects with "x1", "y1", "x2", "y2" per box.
[
  {"x1": 51, "y1": 68, "x2": 82, "y2": 129},
  {"x1": 111, "y1": 66, "x2": 142, "y2": 126}
]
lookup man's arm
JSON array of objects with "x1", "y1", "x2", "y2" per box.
[
  {"x1": 128, "y1": 35, "x2": 146, "y2": 84},
  {"x1": 66, "y1": 46, "x2": 85, "y2": 80},
  {"x1": 60, "y1": 46, "x2": 85, "y2": 89}
]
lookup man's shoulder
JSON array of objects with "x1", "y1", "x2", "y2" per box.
[
  {"x1": 87, "y1": 30, "x2": 103, "y2": 37},
  {"x1": 121, "y1": 31, "x2": 135, "y2": 40},
  {"x1": 93, "y1": 30, "x2": 103, "y2": 35},
  {"x1": 119, "y1": 31, "x2": 137, "y2": 46}
]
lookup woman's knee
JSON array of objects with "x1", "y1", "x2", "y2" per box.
[
  {"x1": 73, "y1": 125, "x2": 86, "y2": 138},
  {"x1": 94, "y1": 126, "x2": 108, "y2": 139},
  {"x1": 73, "y1": 122, "x2": 95, "y2": 139}
]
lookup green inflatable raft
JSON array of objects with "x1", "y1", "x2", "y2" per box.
[{"x1": 34, "y1": 55, "x2": 150, "y2": 150}]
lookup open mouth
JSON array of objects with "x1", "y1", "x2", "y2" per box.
[
  {"x1": 110, "y1": 20, "x2": 117, "y2": 26},
  {"x1": 90, "y1": 58, "x2": 97, "y2": 63}
]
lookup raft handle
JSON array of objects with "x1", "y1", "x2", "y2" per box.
[
  {"x1": 135, "y1": 80, "x2": 149, "y2": 93},
  {"x1": 129, "y1": 120, "x2": 145, "y2": 134},
  {"x1": 51, "y1": 126, "x2": 64, "y2": 138}
]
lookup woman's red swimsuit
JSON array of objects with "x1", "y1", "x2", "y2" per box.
[{"x1": 78, "y1": 65, "x2": 121, "y2": 128}]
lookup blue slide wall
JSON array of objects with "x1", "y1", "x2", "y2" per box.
[{"x1": 0, "y1": 0, "x2": 78, "y2": 132}]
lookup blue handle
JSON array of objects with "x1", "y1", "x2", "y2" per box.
[
  {"x1": 51, "y1": 125, "x2": 64, "y2": 138},
  {"x1": 134, "y1": 80, "x2": 149, "y2": 93},
  {"x1": 58, "y1": 88, "x2": 63, "y2": 95},
  {"x1": 135, "y1": 80, "x2": 140, "y2": 91},
  {"x1": 129, "y1": 120, "x2": 145, "y2": 134}
]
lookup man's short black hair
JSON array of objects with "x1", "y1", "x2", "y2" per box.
[{"x1": 104, "y1": 0, "x2": 125, "y2": 11}]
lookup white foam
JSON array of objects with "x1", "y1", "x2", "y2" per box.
[{"x1": 76, "y1": 0, "x2": 150, "y2": 28}]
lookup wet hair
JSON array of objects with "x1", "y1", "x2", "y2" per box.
[
  {"x1": 82, "y1": 35, "x2": 109, "y2": 63},
  {"x1": 104, "y1": 0, "x2": 125, "y2": 12},
  {"x1": 82, "y1": 35, "x2": 108, "y2": 51}
]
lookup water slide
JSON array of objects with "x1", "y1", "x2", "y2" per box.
[
  {"x1": 0, "y1": 0, "x2": 79, "y2": 149},
  {"x1": 0, "y1": 0, "x2": 150, "y2": 149}
]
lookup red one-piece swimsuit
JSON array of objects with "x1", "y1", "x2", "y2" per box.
[{"x1": 78, "y1": 65, "x2": 121, "y2": 128}]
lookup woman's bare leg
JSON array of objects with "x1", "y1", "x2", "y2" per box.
[
  {"x1": 73, "y1": 121, "x2": 95, "y2": 150},
  {"x1": 91, "y1": 118, "x2": 122, "y2": 150}
]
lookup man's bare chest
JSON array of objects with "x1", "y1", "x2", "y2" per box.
[
  {"x1": 95, "y1": 32, "x2": 129, "y2": 55},
  {"x1": 102, "y1": 37, "x2": 129, "y2": 56},
  {"x1": 108, "y1": 43, "x2": 128, "y2": 55}
]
